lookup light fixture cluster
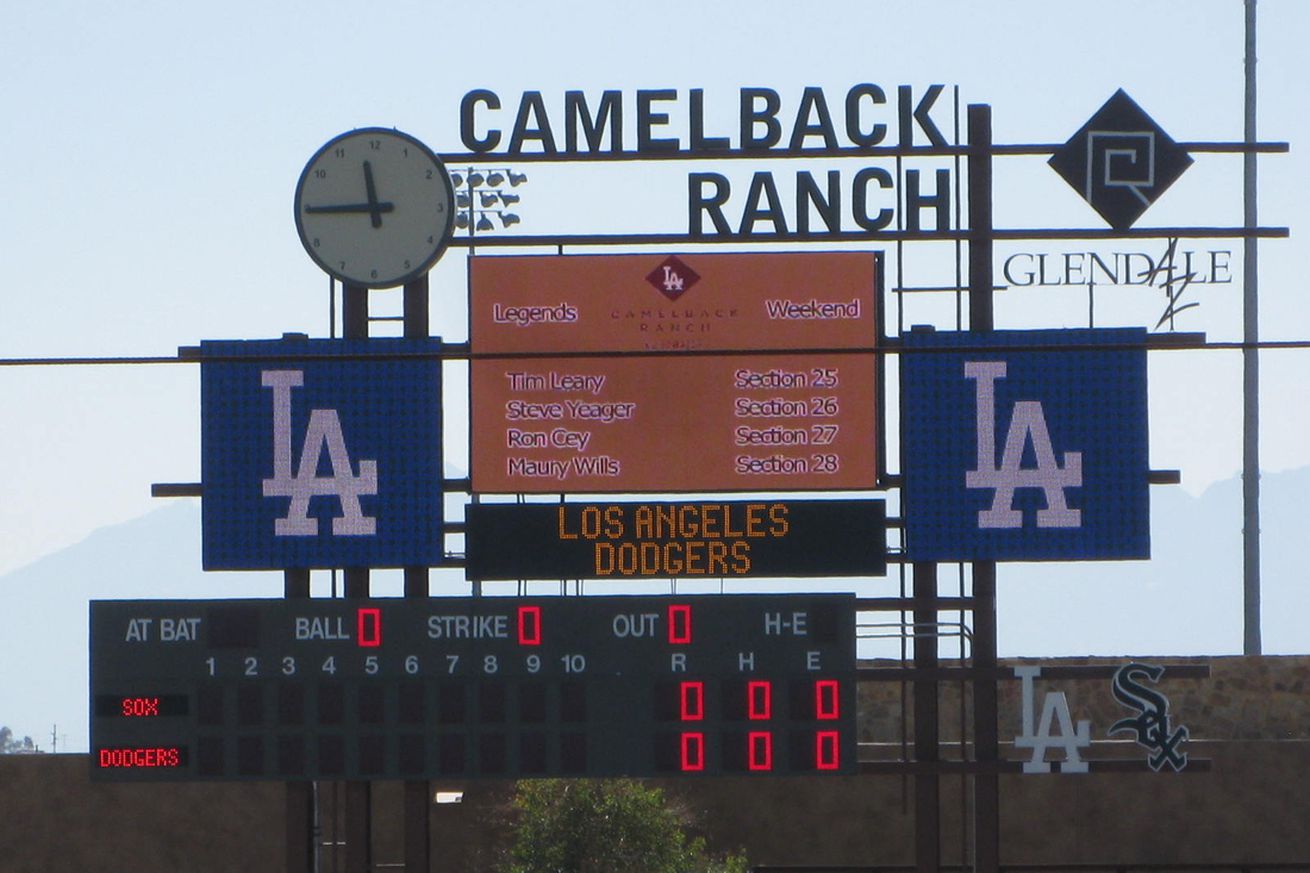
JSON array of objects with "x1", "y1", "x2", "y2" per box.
[{"x1": 451, "y1": 168, "x2": 526, "y2": 232}]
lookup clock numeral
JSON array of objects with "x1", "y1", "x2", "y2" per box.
[
  {"x1": 370, "y1": 269, "x2": 378, "y2": 279},
  {"x1": 369, "y1": 139, "x2": 381, "y2": 151},
  {"x1": 339, "y1": 261, "x2": 346, "y2": 270},
  {"x1": 404, "y1": 260, "x2": 411, "y2": 270},
  {"x1": 334, "y1": 147, "x2": 345, "y2": 158},
  {"x1": 314, "y1": 169, "x2": 327, "y2": 179},
  {"x1": 312, "y1": 238, "x2": 321, "y2": 249},
  {"x1": 425, "y1": 169, "x2": 433, "y2": 180}
]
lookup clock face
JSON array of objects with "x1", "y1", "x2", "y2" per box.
[{"x1": 294, "y1": 128, "x2": 455, "y2": 288}]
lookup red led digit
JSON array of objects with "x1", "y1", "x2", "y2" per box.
[
  {"x1": 748, "y1": 731, "x2": 773, "y2": 771},
  {"x1": 815, "y1": 731, "x2": 841, "y2": 770},
  {"x1": 815, "y1": 679, "x2": 840, "y2": 720},
  {"x1": 667, "y1": 604, "x2": 692, "y2": 644},
  {"x1": 680, "y1": 681, "x2": 704, "y2": 721},
  {"x1": 747, "y1": 681, "x2": 772, "y2": 720},
  {"x1": 517, "y1": 606, "x2": 542, "y2": 646},
  {"x1": 357, "y1": 608, "x2": 382, "y2": 647},
  {"x1": 680, "y1": 732, "x2": 705, "y2": 772}
]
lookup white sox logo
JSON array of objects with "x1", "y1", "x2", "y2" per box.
[
  {"x1": 261, "y1": 370, "x2": 378, "y2": 537},
  {"x1": 1110, "y1": 662, "x2": 1189, "y2": 772},
  {"x1": 964, "y1": 360, "x2": 1082, "y2": 530}
]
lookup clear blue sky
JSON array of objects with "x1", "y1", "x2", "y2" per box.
[{"x1": 1, "y1": 0, "x2": 1306, "y2": 572}]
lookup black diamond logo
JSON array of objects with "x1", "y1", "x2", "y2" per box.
[
  {"x1": 1049, "y1": 89, "x2": 1194, "y2": 231},
  {"x1": 645, "y1": 256, "x2": 700, "y2": 302}
]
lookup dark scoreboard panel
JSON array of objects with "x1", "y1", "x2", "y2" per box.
[{"x1": 91, "y1": 595, "x2": 856, "y2": 782}]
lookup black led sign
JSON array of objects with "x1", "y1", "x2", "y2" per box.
[
  {"x1": 465, "y1": 500, "x2": 886, "y2": 581},
  {"x1": 90, "y1": 595, "x2": 856, "y2": 781}
]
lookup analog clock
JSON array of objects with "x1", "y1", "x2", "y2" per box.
[{"x1": 294, "y1": 127, "x2": 455, "y2": 288}]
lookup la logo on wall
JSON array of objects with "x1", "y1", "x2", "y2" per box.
[
  {"x1": 900, "y1": 327, "x2": 1150, "y2": 562},
  {"x1": 1013, "y1": 666, "x2": 1091, "y2": 774},
  {"x1": 199, "y1": 337, "x2": 445, "y2": 570}
]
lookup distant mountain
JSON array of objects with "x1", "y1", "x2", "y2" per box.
[
  {"x1": 0, "y1": 501, "x2": 280, "y2": 752},
  {"x1": 1, "y1": 471, "x2": 1305, "y2": 752},
  {"x1": 999, "y1": 468, "x2": 1309, "y2": 657}
]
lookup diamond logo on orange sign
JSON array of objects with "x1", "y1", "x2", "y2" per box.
[{"x1": 645, "y1": 256, "x2": 701, "y2": 301}]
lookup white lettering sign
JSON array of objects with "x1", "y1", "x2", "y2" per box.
[
  {"x1": 261, "y1": 370, "x2": 378, "y2": 537},
  {"x1": 1013, "y1": 666, "x2": 1091, "y2": 774},
  {"x1": 964, "y1": 361, "x2": 1082, "y2": 530}
]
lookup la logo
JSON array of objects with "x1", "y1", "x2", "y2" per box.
[
  {"x1": 1013, "y1": 666, "x2": 1091, "y2": 773},
  {"x1": 661, "y1": 265, "x2": 685, "y2": 293},
  {"x1": 963, "y1": 361, "x2": 1082, "y2": 530},
  {"x1": 261, "y1": 370, "x2": 378, "y2": 537}
]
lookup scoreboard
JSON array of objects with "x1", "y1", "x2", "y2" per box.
[{"x1": 91, "y1": 595, "x2": 856, "y2": 781}]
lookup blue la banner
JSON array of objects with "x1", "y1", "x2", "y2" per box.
[
  {"x1": 900, "y1": 328, "x2": 1149, "y2": 562},
  {"x1": 200, "y1": 337, "x2": 443, "y2": 570}
]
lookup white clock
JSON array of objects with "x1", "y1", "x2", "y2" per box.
[{"x1": 294, "y1": 127, "x2": 455, "y2": 288}]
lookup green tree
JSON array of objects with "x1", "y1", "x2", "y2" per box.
[
  {"x1": 0, "y1": 726, "x2": 35, "y2": 754},
  {"x1": 502, "y1": 779, "x2": 747, "y2": 873}
]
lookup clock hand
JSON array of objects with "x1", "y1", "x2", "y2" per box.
[
  {"x1": 304, "y1": 202, "x2": 396, "y2": 215},
  {"x1": 363, "y1": 160, "x2": 384, "y2": 229}
]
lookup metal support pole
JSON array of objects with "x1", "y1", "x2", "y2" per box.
[
  {"x1": 343, "y1": 567, "x2": 370, "y2": 599},
  {"x1": 913, "y1": 562, "x2": 940, "y2": 873},
  {"x1": 404, "y1": 274, "x2": 430, "y2": 341},
  {"x1": 970, "y1": 562, "x2": 999, "y2": 873},
  {"x1": 968, "y1": 103, "x2": 1000, "y2": 873},
  {"x1": 404, "y1": 778, "x2": 431, "y2": 872},
  {"x1": 1242, "y1": 0, "x2": 1262, "y2": 656},
  {"x1": 343, "y1": 284, "x2": 369, "y2": 341},
  {"x1": 344, "y1": 781, "x2": 371, "y2": 873},
  {"x1": 968, "y1": 106, "x2": 994, "y2": 337},
  {"x1": 403, "y1": 274, "x2": 432, "y2": 873},
  {"x1": 342, "y1": 286, "x2": 372, "y2": 873},
  {"x1": 285, "y1": 568, "x2": 314, "y2": 873}
]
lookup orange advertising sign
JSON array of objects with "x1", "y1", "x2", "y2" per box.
[{"x1": 469, "y1": 252, "x2": 879, "y2": 493}]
